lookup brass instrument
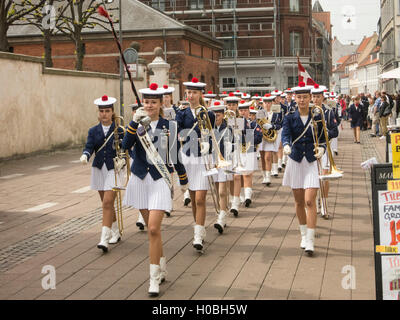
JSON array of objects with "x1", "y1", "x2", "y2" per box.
[
  {"x1": 311, "y1": 104, "x2": 343, "y2": 219},
  {"x1": 195, "y1": 106, "x2": 231, "y2": 214},
  {"x1": 224, "y1": 109, "x2": 247, "y2": 173},
  {"x1": 112, "y1": 116, "x2": 130, "y2": 235},
  {"x1": 256, "y1": 108, "x2": 278, "y2": 143}
]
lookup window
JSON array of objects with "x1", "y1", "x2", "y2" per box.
[
  {"x1": 223, "y1": 78, "x2": 236, "y2": 88},
  {"x1": 289, "y1": 31, "x2": 302, "y2": 56},
  {"x1": 221, "y1": 39, "x2": 235, "y2": 58},
  {"x1": 223, "y1": 0, "x2": 236, "y2": 9},
  {"x1": 190, "y1": 0, "x2": 204, "y2": 9},
  {"x1": 290, "y1": 0, "x2": 300, "y2": 12},
  {"x1": 288, "y1": 76, "x2": 297, "y2": 88},
  {"x1": 151, "y1": 0, "x2": 165, "y2": 11}
]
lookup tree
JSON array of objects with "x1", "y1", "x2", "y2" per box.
[
  {"x1": 55, "y1": 0, "x2": 117, "y2": 71},
  {"x1": 0, "y1": 0, "x2": 47, "y2": 52}
]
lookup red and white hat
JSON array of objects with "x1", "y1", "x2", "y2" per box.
[
  {"x1": 238, "y1": 100, "x2": 252, "y2": 109},
  {"x1": 183, "y1": 77, "x2": 206, "y2": 90},
  {"x1": 224, "y1": 92, "x2": 241, "y2": 103},
  {"x1": 219, "y1": 91, "x2": 228, "y2": 98},
  {"x1": 204, "y1": 90, "x2": 217, "y2": 98},
  {"x1": 209, "y1": 100, "x2": 226, "y2": 112},
  {"x1": 271, "y1": 89, "x2": 283, "y2": 96},
  {"x1": 161, "y1": 84, "x2": 175, "y2": 95},
  {"x1": 284, "y1": 88, "x2": 293, "y2": 93},
  {"x1": 139, "y1": 83, "x2": 165, "y2": 98},
  {"x1": 233, "y1": 90, "x2": 243, "y2": 97},
  {"x1": 262, "y1": 93, "x2": 275, "y2": 101},
  {"x1": 94, "y1": 95, "x2": 117, "y2": 107},
  {"x1": 249, "y1": 106, "x2": 258, "y2": 114},
  {"x1": 292, "y1": 82, "x2": 313, "y2": 94},
  {"x1": 251, "y1": 93, "x2": 262, "y2": 100},
  {"x1": 329, "y1": 91, "x2": 336, "y2": 98},
  {"x1": 311, "y1": 84, "x2": 327, "y2": 95},
  {"x1": 241, "y1": 92, "x2": 251, "y2": 100}
]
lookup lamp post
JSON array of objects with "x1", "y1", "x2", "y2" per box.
[{"x1": 102, "y1": 0, "x2": 123, "y2": 120}]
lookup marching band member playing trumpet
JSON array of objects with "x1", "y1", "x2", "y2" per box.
[
  {"x1": 282, "y1": 82, "x2": 326, "y2": 256},
  {"x1": 259, "y1": 93, "x2": 283, "y2": 186},
  {"x1": 175, "y1": 77, "x2": 215, "y2": 252},
  {"x1": 121, "y1": 83, "x2": 189, "y2": 297},
  {"x1": 80, "y1": 95, "x2": 124, "y2": 252},
  {"x1": 311, "y1": 84, "x2": 338, "y2": 218}
]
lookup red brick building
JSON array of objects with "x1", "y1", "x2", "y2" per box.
[{"x1": 7, "y1": 0, "x2": 222, "y2": 98}]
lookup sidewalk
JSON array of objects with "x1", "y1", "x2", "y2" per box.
[{"x1": 0, "y1": 122, "x2": 383, "y2": 300}]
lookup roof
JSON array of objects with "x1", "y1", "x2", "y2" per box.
[
  {"x1": 357, "y1": 36, "x2": 373, "y2": 54},
  {"x1": 312, "y1": 0, "x2": 324, "y2": 13},
  {"x1": 7, "y1": 0, "x2": 221, "y2": 46},
  {"x1": 336, "y1": 55, "x2": 351, "y2": 65}
]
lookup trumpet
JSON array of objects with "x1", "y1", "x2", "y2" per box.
[
  {"x1": 112, "y1": 116, "x2": 130, "y2": 235},
  {"x1": 195, "y1": 106, "x2": 231, "y2": 215}
]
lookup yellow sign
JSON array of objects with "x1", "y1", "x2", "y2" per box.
[
  {"x1": 391, "y1": 133, "x2": 400, "y2": 179},
  {"x1": 376, "y1": 245, "x2": 399, "y2": 253},
  {"x1": 388, "y1": 180, "x2": 400, "y2": 191}
]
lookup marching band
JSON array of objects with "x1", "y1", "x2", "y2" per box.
[{"x1": 80, "y1": 77, "x2": 344, "y2": 296}]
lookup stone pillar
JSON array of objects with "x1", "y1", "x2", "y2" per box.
[{"x1": 148, "y1": 47, "x2": 170, "y2": 87}]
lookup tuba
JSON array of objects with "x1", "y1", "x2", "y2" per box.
[
  {"x1": 112, "y1": 116, "x2": 131, "y2": 236},
  {"x1": 256, "y1": 108, "x2": 278, "y2": 143},
  {"x1": 195, "y1": 106, "x2": 231, "y2": 215}
]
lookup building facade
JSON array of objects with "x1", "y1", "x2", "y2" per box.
[{"x1": 143, "y1": 0, "x2": 328, "y2": 95}]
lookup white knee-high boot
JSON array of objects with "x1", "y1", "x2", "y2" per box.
[
  {"x1": 305, "y1": 228, "x2": 315, "y2": 255},
  {"x1": 109, "y1": 221, "x2": 121, "y2": 244},
  {"x1": 97, "y1": 226, "x2": 111, "y2": 252},
  {"x1": 149, "y1": 264, "x2": 161, "y2": 296}
]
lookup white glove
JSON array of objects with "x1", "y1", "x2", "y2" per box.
[
  {"x1": 80, "y1": 154, "x2": 88, "y2": 164},
  {"x1": 200, "y1": 141, "x2": 210, "y2": 155},
  {"x1": 314, "y1": 147, "x2": 325, "y2": 159},
  {"x1": 114, "y1": 158, "x2": 126, "y2": 172},
  {"x1": 283, "y1": 145, "x2": 292, "y2": 155},
  {"x1": 263, "y1": 123, "x2": 273, "y2": 130},
  {"x1": 179, "y1": 104, "x2": 188, "y2": 110},
  {"x1": 133, "y1": 107, "x2": 148, "y2": 123}
]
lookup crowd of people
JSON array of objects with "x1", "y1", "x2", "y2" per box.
[{"x1": 337, "y1": 91, "x2": 399, "y2": 140}]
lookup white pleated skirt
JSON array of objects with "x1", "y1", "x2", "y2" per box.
[
  {"x1": 232, "y1": 152, "x2": 258, "y2": 175},
  {"x1": 90, "y1": 164, "x2": 117, "y2": 191},
  {"x1": 181, "y1": 153, "x2": 210, "y2": 191},
  {"x1": 123, "y1": 173, "x2": 172, "y2": 211},
  {"x1": 282, "y1": 157, "x2": 320, "y2": 189},
  {"x1": 213, "y1": 167, "x2": 233, "y2": 183}
]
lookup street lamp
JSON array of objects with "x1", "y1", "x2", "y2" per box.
[{"x1": 102, "y1": 0, "x2": 123, "y2": 121}]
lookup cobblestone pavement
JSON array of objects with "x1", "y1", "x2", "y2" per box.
[{"x1": 0, "y1": 122, "x2": 385, "y2": 300}]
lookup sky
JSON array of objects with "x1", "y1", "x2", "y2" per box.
[{"x1": 312, "y1": 0, "x2": 380, "y2": 45}]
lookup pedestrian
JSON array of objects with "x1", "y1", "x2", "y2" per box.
[
  {"x1": 348, "y1": 96, "x2": 363, "y2": 143},
  {"x1": 379, "y1": 93, "x2": 392, "y2": 136}
]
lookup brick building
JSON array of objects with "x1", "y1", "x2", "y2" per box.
[
  {"x1": 141, "y1": 0, "x2": 328, "y2": 95},
  {"x1": 6, "y1": 0, "x2": 222, "y2": 99}
]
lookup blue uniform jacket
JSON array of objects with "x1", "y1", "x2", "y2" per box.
[
  {"x1": 288, "y1": 101, "x2": 297, "y2": 113},
  {"x1": 175, "y1": 106, "x2": 216, "y2": 157},
  {"x1": 121, "y1": 117, "x2": 188, "y2": 185},
  {"x1": 282, "y1": 109, "x2": 326, "y2": 163},
  {"x1": 348, "y1": 104, "x2": 363, "y2": 123},
  {"x1": 83, "y1": 122, "x2": 124, "y2": 170},
  {"x1": 322, "y1": 104, "x2": 339, "y2": 140},
  {"x1": 268, "y1": 111, "x2": 283, "y2": 130}
]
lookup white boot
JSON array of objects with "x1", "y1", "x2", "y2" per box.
[
  {"x1": 230, "y1": 196, "x2": 240, "y2": 217},
  {"x1": 183, "y1": 189, "x2": 191, "y2": 206},
  {"x1": 299, "y1": 225, "x2": 307, "y2": 249},
  {"x1": 109, "y1": 221, "x2": 121, "y2": 244},
  {"x1": 193, "y1": 224, "x2": 206, "y2": 251},
  {"x1": 278, "y1": 159, "x2": 283, "y2": 172},
  {"x1": 149, "y1": 264, "x2": 161, "y2": 297},
  {"x1": 214, "y1": 210, "x2": 227, "y2": 234},
  {"x1": 159, "y1": 257, "x2": 167, "y2": 284},
  {"x1": 244, "y1": 187, "x2": 252, "y2": 207},
  {"x1": 305, "y1": 228, "x2": 315, "y2": 255},
  {"x1": 271, "y1": 163, "x2": 278, "y2": 176},
  {"x1": 265, "y1": 171, "x2": 271, "y2": 186},
  {"x1": 240, "y1": 188, "x2": 245, "y2": 203},
  {"x1": 136, "y1": 213, "x2": 145, "y2": 231},
  {"x1": 97, "y1": 226, "x2": 111, "y2": 252}
]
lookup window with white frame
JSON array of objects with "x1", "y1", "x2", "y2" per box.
[
  {"x1": 290, "y1": 31, "x2": 302, "y2": 55},
  {"x1": 290, "y1": 0, "x2": 300, "y2": 12}
]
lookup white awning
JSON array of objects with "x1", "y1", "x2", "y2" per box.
[{"x1": 379, "y1": 67, "x2": 400, "y2": 79}]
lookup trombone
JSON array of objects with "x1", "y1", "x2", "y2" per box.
[
  {"x1": 112, "y1": 116, "x2": 130, "y2": 235},
  {"x1": 310, "y1": 105, "x2": 343, "y2": 219},
  {"x1": 195, "y1": 105, "x2": 231, "y2": 215}
]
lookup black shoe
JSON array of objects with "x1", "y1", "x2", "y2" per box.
[
  {"x1": 230, "y1": 208, "x2": 239, "y2": 217},
  {"x1": 136, "y1": 222, "x2": 145, "y2": 230},
  {"x1": 214, "y1": 223, "x2": 224, "y2": 234},
  {"x1": 282, "y1": 163, "x2": 286, "y2": 168},
  {"x1": 278, "y1": 167, "x2": 282, "y2": 172},
  {"x1": 165, "y1": 211, "x2": 171, "y2": 217},
  {"x1": 97, "y1": 244, "x2": 108, "y2": 253},
  {"x1": 184, "y1": 198, "x2": 191, "y2": 207},
  {"x1": 244, "y1": 199, "x2": 251, "y2": 207},
  {"x1": 193, "y1": 242, "x2": 204, "y2": 251},
  {"x1": 334, "y1": 151, "x2": 338, "y2": 156}
]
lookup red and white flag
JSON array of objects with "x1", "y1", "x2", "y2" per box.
[{"x1": 298, "y1": 57, "x2": 316, "y2": 86}]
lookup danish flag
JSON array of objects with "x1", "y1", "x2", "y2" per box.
[{"x1": 298, "y1": 57, "x2": 316, "y2": 86}]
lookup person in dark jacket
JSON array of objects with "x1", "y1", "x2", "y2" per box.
[
  {"x1": 348, "y1": 96, "x2": 363, "y2": 143},
  {"x1": 360, "y1": 93, "x2": 369, "y2": 131}
]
